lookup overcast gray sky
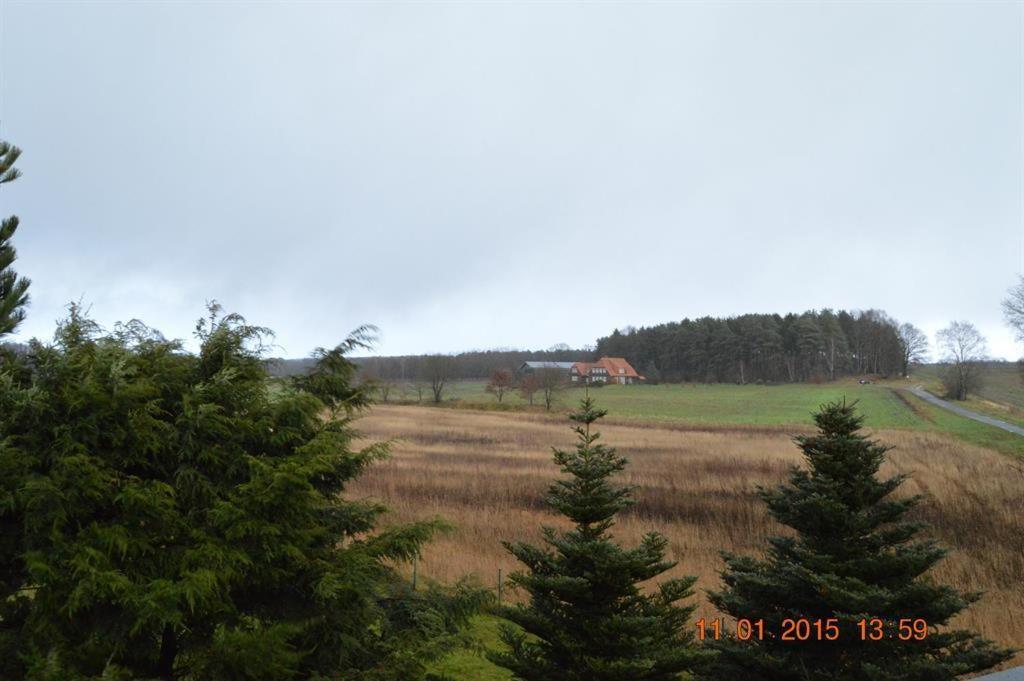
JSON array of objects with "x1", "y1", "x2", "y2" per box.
[{"x1": 1, "y1": 1, "x2": 1021, "y2": 359}]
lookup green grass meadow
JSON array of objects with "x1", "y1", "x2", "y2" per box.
[
  {"x1": 392, "y1": 374, "x2": 1024, "y2": 459},
  {"x1": 424, "y1": 380, "x2": 923, "y2": 429}
]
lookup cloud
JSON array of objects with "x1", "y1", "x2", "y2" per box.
[{"x1": 2, "y1": 1, "x2": 1020, "y2": 358}]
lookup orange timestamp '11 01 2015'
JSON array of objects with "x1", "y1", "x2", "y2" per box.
[{"x1": 695, "y1": 617, "x2": 930, "y2": 642}]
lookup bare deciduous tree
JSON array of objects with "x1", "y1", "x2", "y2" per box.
[
  {"x1": 486, "y1": 368, "x2": 514, "y2": 403},
  {"x1": 1003, "y1": 277, "x2": 1024, "y2": 384},
  {"x1": 359, "y1": 369, "x2": 393, "y2": 404},
  {"x1": 936, "y1": 321, "x2": 987, "y2": 400},
  {"x1": 407, "y1": 382, "x2": 425, "y2": 403},
  {"x1": 536, "y1": 367, "x2": 567, "y2": 411},
  {"x1": 897, "y1": 323, "x2": 929, "y2": 378},
  {"x1": 519, "y1": 372, "x2": 541, "y2": 406},
  {"x1": 422, "y1": 355, "x2": 454, "y2": 404}
]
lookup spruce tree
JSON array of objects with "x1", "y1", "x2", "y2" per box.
[
  {"x1": 704, "y1": 400, "x2": 1014, "y2": 680},
  {"x1": 1, "y1": 304, "x2": 482, "y2": 680},
  {"x1": 490, "y1": 397, "x2": 709, "y2": 680},
  {"x1": 0, "y1": 139, "x2": 30, "y2": 337}
]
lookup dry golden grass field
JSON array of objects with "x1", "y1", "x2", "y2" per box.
[{"x1": 351, "y1": 404, "x2": 1024, "y2": 667}]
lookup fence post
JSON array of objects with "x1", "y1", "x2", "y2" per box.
[
  {"x1": 497, "y1": 568, "x2": 503, "y2": 606},
  {"x1": 412, "y1": 555, "x2": 418, "y2": 591}
]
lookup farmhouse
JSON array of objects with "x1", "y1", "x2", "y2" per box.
[{"x1": 572, "y1": 357, "x2": 643, "y2": 385}]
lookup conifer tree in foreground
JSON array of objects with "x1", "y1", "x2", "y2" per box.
[
  {"x1": 0, "y1": 139, "x2": 29, "y2": 337},
  {"x1": 490, "y1": 397, "x2": 709, "y2": 680},
  {"x1": 0, "y1": 138, "x2": 31, "y2": 679},
  {"x1": 705, "y1": 400, "x2": 1014, "y2": 680},
  {"x1": 0, "y1": 304, "x2": 482, "y2": 680}
]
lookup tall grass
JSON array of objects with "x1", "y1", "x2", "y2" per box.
[{"x1": 350, "y1": 405, "x2": 1024, "y2": 667}]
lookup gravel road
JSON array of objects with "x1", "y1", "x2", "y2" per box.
[{"x1": 907, "y1": 386, "x2": 1024, "y2": 437}]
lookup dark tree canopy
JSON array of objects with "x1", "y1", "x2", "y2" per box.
[
  {"x1": 704, "y1": 401, "x2": 1013, "y2": 680},
  {"x1": 491, "y1": 398, "x2": 709, "y2": 680},
  {"x1": 595, "y1": 309, "x2": 906, "y2": 384},
  {"x1": 0, "y1": 304, "x2": 481, "y2": 680}
]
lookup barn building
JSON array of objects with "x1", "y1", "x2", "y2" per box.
[{"x1": 517, "y1": 361, "x2": 577, "y2": 375}]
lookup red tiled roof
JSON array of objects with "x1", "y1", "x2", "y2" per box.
[
  {"x1": 571, "y1": 357, "x2": 640, "y2": 378},
  {"x1": 598, "y1": 357, "x2": 640, "y2": 377},
  {"x1": 570, "y1": 361, "x2": 595, "y2": 374}
]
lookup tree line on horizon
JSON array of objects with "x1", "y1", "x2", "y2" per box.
[
  {"x1": 347, "y1": 347, "x2": 591, "y2": 382},
  {"x1": 344, "y1": 309, "x2": 928, "y2": 388},
  {"x1": 596, "y1": 309, "x2": 923, "y2": 384}
]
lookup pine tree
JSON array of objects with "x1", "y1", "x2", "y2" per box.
[
  {"x1": 490, "y1": 397, "x2": 709, "y2": 680},
  {"x1": 1, "y1": 303, "x2": 482, "y2": 680},
  {"x1": 0, "y1": 139, "x2": 30, "y2": 337},
  {"x1": 704, "y1": 400, "x2": 1014, "y2": 680}
]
